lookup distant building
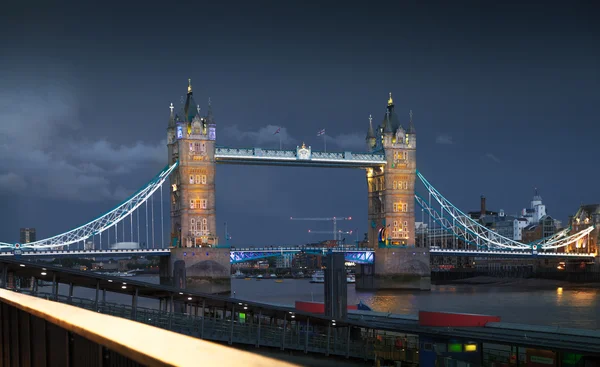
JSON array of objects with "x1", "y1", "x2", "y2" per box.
[
  {"x1": 569, "y1": 204, "x2": 600, "y2": 253},
  {"x1": 275, "y1": 254, "x2": 292, "y2": 268},
  {"x1": 521, "y1": 190, "x2": 546, "y2": 225},
  {"x1": 19, "y1": 228, "x2": 36, "y2": 244},
  {"x1": 522, "y1": 215, "x2": 558, "y2": 244}
]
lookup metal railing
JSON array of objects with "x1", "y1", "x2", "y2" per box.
[
  {"x1": 25, "y1": 292, "x2": 417, "y2": 362},
  {"x1": 0, "y1": 289, "x2": 295, "y2": 367}
]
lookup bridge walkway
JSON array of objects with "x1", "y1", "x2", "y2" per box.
[{"x1": 25, "y1": 291, "x2": 391, "y2": 362}]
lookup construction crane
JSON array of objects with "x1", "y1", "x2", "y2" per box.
[
  {"x1": 307, "y1": 229, "x2": 353, "y2": 242},
  {"x1": 290, "y1": 217, "x2": 352, "y2": 242}
]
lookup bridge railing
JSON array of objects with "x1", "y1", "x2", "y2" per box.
[{"x1": 0, "y1": 289, "x2": 294, "y2": 367}]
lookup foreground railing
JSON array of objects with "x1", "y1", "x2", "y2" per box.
[
  {"x1": 0, "y1": 289, "x2": 295, "y2": 367},
  {"x1": 21, "y1": 292, "x2": 414, "y2": 362}
]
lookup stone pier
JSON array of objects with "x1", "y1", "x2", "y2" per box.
[{"x1": 160, "y1": 247, "x2": 231, "y2": 295}]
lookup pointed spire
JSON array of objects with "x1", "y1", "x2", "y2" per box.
[
  {"x1": 366, "y1": 114, "x2": 375, "y2": 139},
  {"x1": 188, "y1": 78, "x2": 193, "y2": 94},
  {"x1": 408, "y1": 109, "x2": 416, "y2": 134},
  {"x1": 206, "y1": 97, "x2": 214, "y2": 123},
  {"x1": 197, "y1": 104, "x2": 201, "y2": 116},
  {"x1": 384, "y1": 110, "x2": 393, "y2": 133},
  {"x1": 388, "y1": 92, "x2": 394, "y2": 106},
  {"x1": 168, "y1": 102, "x2": 176, "y2": 127}
]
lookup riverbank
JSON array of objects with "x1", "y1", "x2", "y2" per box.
[{"x1": 441, "y1": 276, "x2": 600, "y2": 289}]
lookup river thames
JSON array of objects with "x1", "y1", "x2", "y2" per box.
[{"x1": 54, "y1": 276, "x2": 600, "y2": 330}]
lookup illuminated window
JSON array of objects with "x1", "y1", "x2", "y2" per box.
[
  {"x1": 403, "y1": 181, "x2": 408, "y2": 190},
  {"x1": 201, "y1": 175, "x2": 207, "y2": 184},
  {"x1": 189, "y1": 175, "x2": 194, "y2": 184},
  {"x1": 201, "y1": 218, "x2": 208, "y2": 233},
  {"x1": 190, "y1": 199, "x2": 206, "y2": 209},
  {"x1": 394, "y1": 203, "x2": 408, "y2": 212}
]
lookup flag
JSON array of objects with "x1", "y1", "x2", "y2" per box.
[
  {"x1": 317, "y1": 129, "x2": 325, "y2": 136},
  {"x1": 273, "y1": 127, "x2": 281, "y2": 135}
]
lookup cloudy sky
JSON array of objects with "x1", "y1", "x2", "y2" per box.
[{"x1": 0, "y1": 1, "x2": 598, "y2": 245}]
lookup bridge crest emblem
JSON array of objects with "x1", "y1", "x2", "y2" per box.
[{"x1": 297, "y1": 143, "x2": 311, "y2": 160}]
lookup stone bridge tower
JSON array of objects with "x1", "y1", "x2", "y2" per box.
[
  {"x1": 357, "y1": 93, "x2": 431, "y2": 290},
  {"x1": 162, "y1": 79, "x2": 230, "y2": 295}
]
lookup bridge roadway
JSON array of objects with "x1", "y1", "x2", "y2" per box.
[
  {"x1": 1, "y1": 257, "x2": 599, "y2": 364},
  {"x1": 1, "y1": 247, "x2": 595, "y2": 264}
]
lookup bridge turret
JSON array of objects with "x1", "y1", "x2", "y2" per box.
[{"x1": 359, "y1": 92, "x2": 428, "y2": 291}]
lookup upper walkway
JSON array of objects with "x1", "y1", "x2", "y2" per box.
[{"x1": 215, "y1": 146, "x2": 387, "y2": 168}]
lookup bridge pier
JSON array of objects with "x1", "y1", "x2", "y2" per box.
[
  {"x1": 160, "y1": 247, "x2": 231, "y2": 295},
  {"x1": 356, "y1": 248, "x2": 431, "y2": 290}
]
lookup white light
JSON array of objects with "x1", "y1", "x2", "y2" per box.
[
  {"x1": 41, "y1": 272, "x2": 46, "y2": 276},
  {"x1": 188, "y1": 297, "x2": 192, "y2": 300},
  {"x1": 121, "y1": 286, "x2": 127, "y2": 289},
  {"x1": 243, "y1": 306, "x2": 248, "y2": 310},
  {"x1": 122, "y1": 282, "x2": 127, "y2": 285},
  {"x1": 179, "y1": 292, "x2": 183, "y2": 295},
  {"x1": 238, "y1": 302, "x2": 242, "y2": 305},
  {"x1": 19, "y1": 264, "x2": 25, "y2": 267},
  {"x1": 108, "y1": 280, "x2": 113, "y2": 282}
]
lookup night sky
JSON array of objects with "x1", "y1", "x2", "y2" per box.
[{"x1": 1, "y1": 1, "x2": 598, "y2": 246}]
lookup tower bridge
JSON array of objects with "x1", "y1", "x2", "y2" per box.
[{"x1": 1, "y1": 80, "x2": 596, "y2": 294}]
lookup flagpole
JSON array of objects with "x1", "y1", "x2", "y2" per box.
[
  {"x1": 279, "y1": 132, "x2": 282, "y2": 150},
  {"x1": 323, "y1": 133, "x2": 326, "y2": 152}
]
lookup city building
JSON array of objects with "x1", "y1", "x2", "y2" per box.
[
  {"x1": 464, "y1": 191, "x2": 557, "y2": 243},
  {"x1": 521, "y1": 190, "x2": 546, "y2": 225},
  {"x1": 522, "y1": 215, "x2": 557, "y2": 244},
  {"x1": 568, "y1": 204, "x2": 600, "y2": 253},
  {"x1": 19, "y1": 228, "x2": 36, "y2": 244}
]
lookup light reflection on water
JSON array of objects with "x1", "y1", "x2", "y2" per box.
[{"x1": 41, "y1": 276, "x2": 600, "y2": 330}]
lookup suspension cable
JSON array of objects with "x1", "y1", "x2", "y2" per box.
[
  {"x1": 151, "y1": 194, "x2": 155, "y2": 249},
  {"x1": 160, "y1": 183, "x2": 164, "y2": 249}
]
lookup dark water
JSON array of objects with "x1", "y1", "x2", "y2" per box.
[{"x1": 48, "y1": 277, "x2": 600, "y2": 330}]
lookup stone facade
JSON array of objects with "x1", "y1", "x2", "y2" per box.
[{"x1": 357, "y1": 94, "x2": 431, "y2": 290}]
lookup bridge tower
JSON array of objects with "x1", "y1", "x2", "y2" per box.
[
  {"x1": 357, "y1": 93, "x2": 431, "y2": 290},
  {"x1": 163, "y1": 79, "x2": 230, "y2": 294}
]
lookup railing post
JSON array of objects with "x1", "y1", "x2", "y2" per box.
[
  {"x1": 346, "y1": 326, "x2": 351, "y2": 358},
  {"x1": 200, "y1": 299, "x2": 205, "y2": 339},
  {"x1": 255, "y1": 310, "x2": 262, "y2": 348},
  {"x1": 68, "y1": 283, "x2": 74, "y2": 302},
  {"x1": 102, "y1": 289, "x2": 106, "y2": 305},
  {"x1": 326, "y1": 323, "x2": 331, "y2": 356},
  {"x1": 52, "y1": 274, "x2": 58, "y2": 301},
  {"x1": 304, "y1": 318, "x2": 309, "y2": 354},
  {"x1": 94, "y1": 281, "x2": 99, "y2": 310},
  {"x1": 131, "y1": 288, "x2": 138, "y2": 321},
  {"x1": 280, "y1": 313, "x2": 287, "y2": 351},
  {"x1": 229, "y1": 304, "x2": 235, "y2": 345}
]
